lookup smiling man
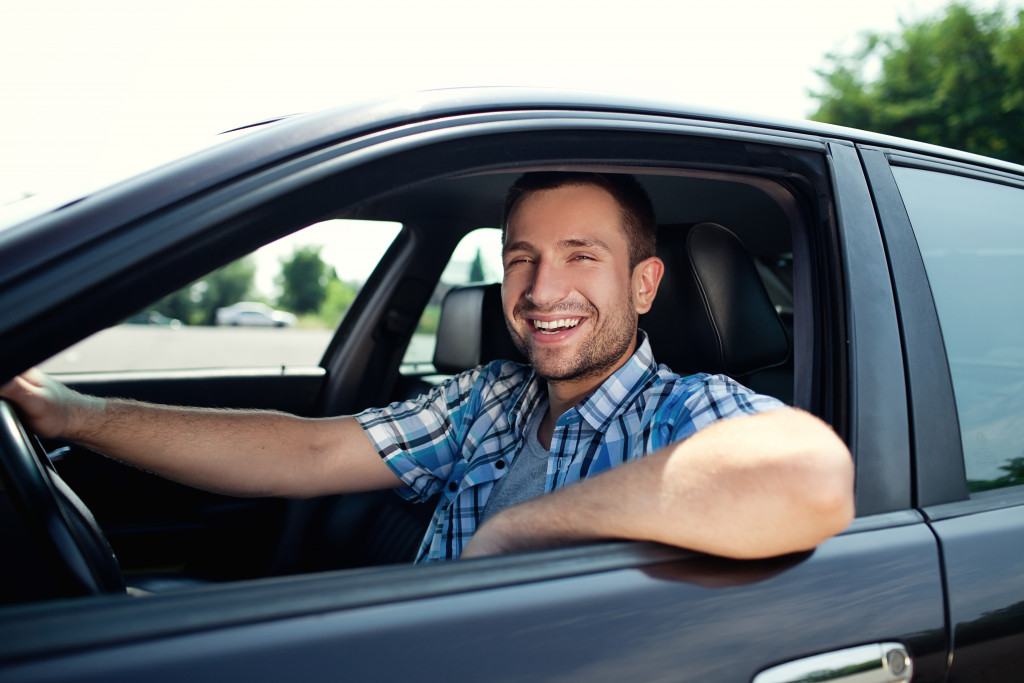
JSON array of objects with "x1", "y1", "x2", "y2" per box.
[
  {"x1": 501, "y1": 175, "x2": 662, "y2": 425},
  {"x1": 1, "y1": 172, "x2": 854, "y2": 564}
]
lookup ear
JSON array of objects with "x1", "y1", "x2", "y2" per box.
[{"x1": 631, "y1": 256, "x2": 664, "y2": 315}]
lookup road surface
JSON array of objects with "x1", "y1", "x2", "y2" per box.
[{"x1": 40, "y1": 326, "x2": 436, "y2": 374}]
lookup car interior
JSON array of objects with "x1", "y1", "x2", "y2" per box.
[{"x1": 0, "y1": 132, "x2": 842, "y2": 604}]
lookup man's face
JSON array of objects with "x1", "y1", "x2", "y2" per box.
[{"x1": 501, "y1": 183, "x2": 655, "y2": 385}]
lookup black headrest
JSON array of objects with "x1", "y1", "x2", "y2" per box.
[
  {"x1": 642, "y1": 222, "x2": 789, "y2": 377},
  {"x1": 433, "y1": 283, "x2": 526, "y2": 374}
]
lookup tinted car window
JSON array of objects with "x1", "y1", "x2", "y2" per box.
[{"x1": 893, "y1": 167, "x2": 1024, "y2": 493}]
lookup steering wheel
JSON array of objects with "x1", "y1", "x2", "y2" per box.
[{"x1": 0, "y1": 400, "x2": 125, "y2": 599}]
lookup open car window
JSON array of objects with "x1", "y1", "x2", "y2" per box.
[{"x1": 4, "y1": 124, "x2": 832, "y2": 598}]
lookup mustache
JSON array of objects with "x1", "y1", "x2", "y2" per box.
[{"x1": 513, "y1": 298, "x2": 597, "y2": 318}]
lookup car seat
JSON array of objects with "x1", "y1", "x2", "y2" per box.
[{"x1": 642, "y1": 221, "x2": 791, "y2": 392}]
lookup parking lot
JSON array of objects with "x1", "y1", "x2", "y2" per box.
[
  {"x1": 40, "y1": 325, "x2": 335, "y2": 374},
  {"x1": 39, "y1": 325, "x2": 438, "y2": 374}
]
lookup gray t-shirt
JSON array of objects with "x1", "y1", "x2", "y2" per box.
[{"x1": 480, "y1": 403, "x2": 549, "y2": 523}]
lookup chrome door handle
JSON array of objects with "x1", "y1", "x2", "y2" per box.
[{"x1": 753, "y1": 642, "x2": 912, "y2": 683}]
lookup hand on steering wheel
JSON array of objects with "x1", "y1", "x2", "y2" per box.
[{"x1": 0, "y1": 400, "x2": 125, "y2": 601}]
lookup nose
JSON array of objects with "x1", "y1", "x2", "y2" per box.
[{"x1": 525, "y1": 259, "x2": 570, "y2": 308}]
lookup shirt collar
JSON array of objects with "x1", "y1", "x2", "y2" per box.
[
  {"x1": 507, "y1": 330, "x2": 661, "y2": 436},
  {"x1": 507, "y1": 367, "x2": 546, "y2": 439},
  {"x1": 574, "y1": 330, "x2": 661, "y2": 431}
]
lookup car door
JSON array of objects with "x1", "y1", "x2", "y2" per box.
[
  {"x1": 0, "y1": 94, "x2": 951, "y2": 680},
  {"x1": 865, "y1": 146, "x2": 1024, "y2": 680}
]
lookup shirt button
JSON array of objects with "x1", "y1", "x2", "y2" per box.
[
  {"x1": 448, "y1": 482, "x2": 458, "y2": 492},
  {"x1": 496, "y1": 460, "x2": 506, "y2": 469}
]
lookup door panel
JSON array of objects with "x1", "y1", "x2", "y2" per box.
[
  {"x1": 930, "y1": 503, "x2": 1024, "y2": 681},
  {"x1": 0, "y1": 517, "x2": 948, "y2": 681},
  {"x1": 50, "y1": 368, "x2": 326, "y2": 580},
  {"x1": 60, "y1": 368, "x2": 326, "y2": 415}
]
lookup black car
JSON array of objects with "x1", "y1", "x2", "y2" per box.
[{"x1": 1, "y1": 88, "x2": 1022, "y2": 681}]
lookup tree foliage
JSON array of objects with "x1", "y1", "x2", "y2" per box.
[
  {"x1": 154, "y1": 257, "x2": 256, "y2": 325},
  {"x1": 277, "y1": 245, "x2": 330, "y2": 315},
  {"x1": 969, "y1": 456, "x2": 1024, "y2": 492},
  {"x1": 318, "y1": 274, "x2": 359, "y2": 327},
  {"x1": 811, "y1": 3, "x2": 1024, "y2": 164},
  {"x1": 469, "y1": 247, "x2": 487, "y2": 282}
]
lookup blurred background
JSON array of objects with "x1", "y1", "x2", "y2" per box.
[{"x1": 4, "y1": 0, "x2": 1022, "y2": 206}]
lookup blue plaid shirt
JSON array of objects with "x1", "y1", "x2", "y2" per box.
[{"x1": 356, "y1": 333, "x2": 784, "y2": 563}]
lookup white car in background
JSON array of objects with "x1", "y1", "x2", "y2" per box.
[{"x1": 215, "y1": 302, "x2": 297, "y2": 327}]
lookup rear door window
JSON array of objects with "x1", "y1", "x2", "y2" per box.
[{"x1": 893, "y1": 167, "x2": 1024, "y2": 493}]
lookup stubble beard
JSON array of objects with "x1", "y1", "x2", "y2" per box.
[{"x1": 507, "y1": 294, "x2": 638, "y2": 384}]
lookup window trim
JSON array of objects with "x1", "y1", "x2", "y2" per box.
[
  {"x1": 828, "y1": 141, "x2": 911, "y2": 515},
  {"x1": 859, "y1": 146, "x2": 968, "y2": 508}
]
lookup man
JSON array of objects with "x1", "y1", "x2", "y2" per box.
[{"x1": 0, "y1": 173, "x2": 854, "y2": 564}]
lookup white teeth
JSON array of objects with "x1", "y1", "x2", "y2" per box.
[{"x1": 533, "y1": 318, "x2": 581, "y2": 332}]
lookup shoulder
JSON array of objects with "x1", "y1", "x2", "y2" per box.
[
  {"x1": 470, "y1": 359, "x2": 532, "y2": 398},
  {"x1": 428, "y1": 359, "x2": 531, "y2": 400},
  {"x1": 432, "y1": 359, "x2": 535, "y2": 417},
  {"x1": 651, "y1": 369, "x2": 786, "y2": 424}
]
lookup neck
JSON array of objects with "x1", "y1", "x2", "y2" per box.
[{"x1": 542, "y1": 335, "x2": 638, "y2": 423}]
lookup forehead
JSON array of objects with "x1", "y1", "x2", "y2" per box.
[{"x1": 504, "y1": 183, "x2": 627, "y2": 247}]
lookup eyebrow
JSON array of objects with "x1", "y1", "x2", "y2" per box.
[{"x1": 503, "y1": 237, "x2": 614, "y2": 254}]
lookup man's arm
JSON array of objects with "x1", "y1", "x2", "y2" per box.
[
  {"x1": 0, "y1": 369, "x2": 401, "y2": 499},
  {"x1": 462, "y1": 408, "x2": 854, "y2": 560}
]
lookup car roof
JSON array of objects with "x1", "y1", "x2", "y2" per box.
[
  {"x1": 7, "y1": 86, "x2": 1024, "y2": 227},
  {"x1": 3, "y1": 87, "x2": 1022, "y2": 296}
]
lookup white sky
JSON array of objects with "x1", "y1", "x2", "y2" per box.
[{"x1": 1, "y1": 0, "x2": 1013, "y2": 288}]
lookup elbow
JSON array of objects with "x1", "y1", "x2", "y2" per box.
[
  {"x1": 744, "y1": 409, "x2": 856, "y2": 556},
  {"x1": 791, "y1": 431, "x2": 856, "y2": 549},
  {"x1": 806, "y1": 470, "x2": 855, "y2": 544}
]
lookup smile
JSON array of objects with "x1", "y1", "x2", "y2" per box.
[{"x1": 531, "y1": 318, "x2": 582, "y2": 334}]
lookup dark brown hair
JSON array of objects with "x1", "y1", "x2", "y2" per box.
[{"x1": 501, "y1": 172, "x2": 657, "y2": 270}]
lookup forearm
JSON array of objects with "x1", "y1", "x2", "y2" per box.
[
  {"x1": 3, "y1": 369, "x2": 399, "y2": 499},
  {"x1": 464, "y1": 409, "x2": 854, "y2": 560},
  {"x1": 67, "y1": 396, "x2": 350, "y2": 498}
]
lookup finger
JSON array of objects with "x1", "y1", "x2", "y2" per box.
[
  {"x1": 20, "y1": 368, "x2": 48, "y2": 389},
  {"x1": 0, "y1": 375, "x2": 27, "y2": 399},
  {"x1": 1, "y1": 372, "x2": 45, "y2": 403}
]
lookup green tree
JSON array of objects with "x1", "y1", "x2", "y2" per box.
[
  {"x1": 811, "y1": 3, "x2": 1024, "y2": 164},
  {"x1": 154, "y1": 256, "x2": 256, "y2": 325},
  {"x1": 154, "y1": 286, "x2": 200, "y2": 324},
  {"x1": 969, "y1": 456, "x2": 1024, "y2": 492},
  {"x1": 199, "y1": 258, "x2": 257, "y2": 323},
  {"x1": 469, "y1": 247, "x2": 487, "y2": 282},
  {"x1": 318, "y1": 272, "x2": 359, "y2": 327},
  {"x1": 278, "y1": 245, "x2": 329, "y2": 315}
]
